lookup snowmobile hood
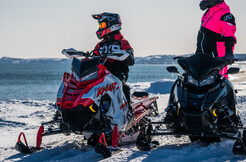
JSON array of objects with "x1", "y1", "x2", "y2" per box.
[{"x1": 178, "y1": 54, "x2": 226, "y2": 80}]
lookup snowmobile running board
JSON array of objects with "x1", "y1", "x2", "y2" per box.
[
  {"x1": 147, "y1": 121, "x2": 246, "y2": 141},
  {"x1": 148, "y1": 129, "x2": 242, "y2": 141},
  {"x1": 136, "y1": 121, "x2": 246, "y2": 155}
]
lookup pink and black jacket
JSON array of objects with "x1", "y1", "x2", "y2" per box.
[{"x1": 196, "y1": 1, "x2": 236, "y2": 58}]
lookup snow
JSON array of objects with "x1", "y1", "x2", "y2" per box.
[{"x1": 1, "y1": 63, "x2": 246, "y2": 161}]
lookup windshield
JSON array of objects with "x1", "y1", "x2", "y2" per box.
[
  {"x1": 177, "y1": 54, "x2": 226, "y2": 80},
  {"x1": 72, "y1": 57, "x2": 100, "y2": 78}
]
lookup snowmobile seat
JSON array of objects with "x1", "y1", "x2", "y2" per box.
[{"x1": 132, "y1": 91, "x2": 149, "y2": 98}]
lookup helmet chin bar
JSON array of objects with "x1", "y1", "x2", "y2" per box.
[{"x1": 199, "y1": 0, "x2": 224, "y2": 11}]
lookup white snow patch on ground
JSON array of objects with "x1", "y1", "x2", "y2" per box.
[{"x1": 1, "y1": 71, "x2": 246, "y2": 161}]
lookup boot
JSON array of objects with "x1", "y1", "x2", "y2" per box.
[{"x1": 164, "y1": 105, "x2": 179, "y2": 124}]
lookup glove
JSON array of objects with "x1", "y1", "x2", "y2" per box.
[
  {"x1": 225, "y1": 52, "x2": 236, "y2": 64},
  {"x1": 107, "y1": 49, "x2": 130, "y2": 61},
  {"x1": 225, "y1": 52, "x2": 235, "y2": 59}
]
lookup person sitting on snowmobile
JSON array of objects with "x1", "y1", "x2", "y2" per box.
[
  {"x1": 92, "y1": 12, "x2": 134, "y2": 109},
  {"x1": 196, "y1": 0, "x2": 237, "y2": 78}
]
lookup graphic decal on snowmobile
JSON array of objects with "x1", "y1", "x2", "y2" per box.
[{"x1": 96, "y1": 82, "x2": 119, "y2": 97}]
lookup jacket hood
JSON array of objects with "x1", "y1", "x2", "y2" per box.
[{"x1": 209, "y1": 1, "x2": 230, "y2": 14}]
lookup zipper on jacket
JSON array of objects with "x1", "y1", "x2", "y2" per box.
[
  {"x1": 212, "y1": 51, "x2": 215, "y2": 57},
  {"x1": 201, "y1": 32, "x2": 205, "y2": 54}
]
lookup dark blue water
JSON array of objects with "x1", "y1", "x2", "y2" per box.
[{"x1": 0, "y1": 62, "x2": 180, "y2": 101}]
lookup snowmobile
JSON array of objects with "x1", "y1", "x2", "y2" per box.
[
  {"x1": 136, "y1": 53, "x2": 246, "y2": 155},
  {"x1": 15, "y1": 48, "x2": 158, "y2": 158}
]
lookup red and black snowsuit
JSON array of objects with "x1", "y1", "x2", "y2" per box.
[
  {"x1": 93, "y1": 31, "x2": 134, "y2": 82},
  {"x1": 195, "y1": 1, "x2": 236, "y2": 78},
  {"x1": 93, "y1": 31, "x2": 134, "y2": 107}
]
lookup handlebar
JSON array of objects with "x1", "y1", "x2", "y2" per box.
[
  {"x1": 62, "y1": 48, "x2": 122, "y2": 60},
  {"x1": 173, "y1": 56, "x2": 186, "y2": 60},
  {"x1": 175, "y1": 54, "x2": 237, "y2": 66},
  {"x1": 217, "y1": 57, "x2": 238, "y2": 66},
  {"x1": 62, "y1": 48, "x2": 100, "y2": 58}
]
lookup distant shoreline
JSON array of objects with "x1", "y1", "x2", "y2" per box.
[{"x1": 1, "y1": 54, "x2": 246, "y2": 64}]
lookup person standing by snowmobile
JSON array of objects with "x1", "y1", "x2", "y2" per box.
[
  {"x1": 196, "y1": 0, "x2": 237, "y2": 78},
  {"x1": 92, "y1": 12, "x2": 134, "y2": 109},
  {"x1": 165, "y1": 0, "x2": 237, "y2": 123}
]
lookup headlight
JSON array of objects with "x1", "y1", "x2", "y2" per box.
[
  {"x1": 80, "y1": 71, "x2": 98, "y2": 82},
  {"x1": 200, "y1": 76, "x2": 215, "y2": 86},
  {"x1": 187, "y1": 75, "x2": 215, "y2": 87},
  {"x1": 187, "y1": 75, "x2": 199, "y2": 86}
]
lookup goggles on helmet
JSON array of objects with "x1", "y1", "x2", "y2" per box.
[{"x1": 99, "y1": 22, "x2": 107, "y2": 29}]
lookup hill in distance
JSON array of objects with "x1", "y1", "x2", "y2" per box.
[{"x1": 1, "y1": 54, "x2": 246, "y2": 64}]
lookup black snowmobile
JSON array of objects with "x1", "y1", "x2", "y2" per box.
[{"x1": 136, "y1": 53, "x2": 246, "y2": 155}]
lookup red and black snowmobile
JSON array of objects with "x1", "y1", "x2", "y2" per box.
[{"x1": 15, "y1": 49, "x2": 159, "y2": 158}]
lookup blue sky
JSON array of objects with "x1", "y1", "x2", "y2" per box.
[{"x1": 0, "y1": 0, "x2": 245, "y2": 58}]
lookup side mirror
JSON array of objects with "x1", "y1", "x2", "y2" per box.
[
  {"x1": 226, "y1": 67, "x2": 240, "y2": 74},
  {"x1": 166, "y1": 66, "x2": 179, "y2": 73},
  {"x1": 173, "y1": 56, "x2": 185, "y2": 60}
]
